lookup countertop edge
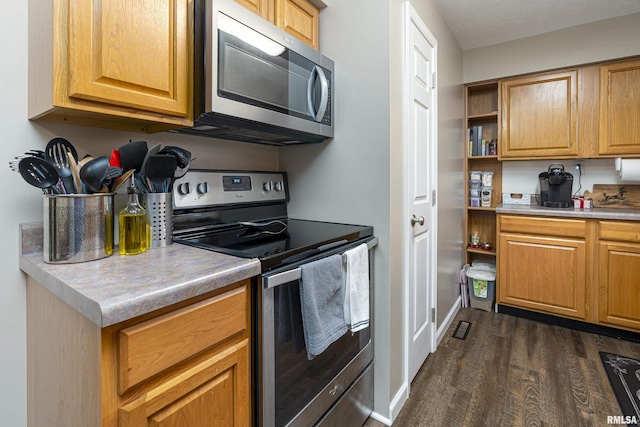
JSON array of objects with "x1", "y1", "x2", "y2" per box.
[
  {"x1": 19, "y1": 223, "x2": 261, "y2": 328},
  {"x1": 496, "y1": 204, "x2": 640, "y2": 221}
]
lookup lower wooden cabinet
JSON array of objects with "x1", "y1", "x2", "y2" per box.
[
  {"x1": 498, "y1": 215, "x2": 589, "y2": 320},
  {"x1": 498, "y1": 214, "x2": 640, "y2": 332},
  {"x1": 118, "y1": 339, "x2": 250, "y2": 427},
  {"x1": 499, "y1": 233, "x2": 586, "y2": 319},
  {"x1": 598, "y1": 221, "x2": 640, "y2": 331},
  {"x1": 27, "y1": 278, "x2": 252, "y2": 427}
]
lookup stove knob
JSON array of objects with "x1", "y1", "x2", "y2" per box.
[
  {"x1": 177, "y1": 182, "x2": 191, "y2": 196},
  {"x1": 196, "y1": 182, "x2": 209, "y2": 195},
  {"x1": 263, "y1": 181, "x2": 273, "y2": 192},
  {"x1": 274, "y1": 181, "x2": 284, "y2": 191}
]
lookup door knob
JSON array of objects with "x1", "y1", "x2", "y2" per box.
[{"x1": 411, "y1": 214, "x2": 425, "y2": 227}]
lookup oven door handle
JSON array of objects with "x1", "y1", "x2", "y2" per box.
[{"x1": 264, "y1": 237, "x2": 378, "y2": 289}]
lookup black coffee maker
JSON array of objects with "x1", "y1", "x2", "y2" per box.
[{"x1": 538, "y1": 164, "x2": 573, "y2": 208}]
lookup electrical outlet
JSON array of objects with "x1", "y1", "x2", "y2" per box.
[{"x1": 574, "y1": 161, "x2": 584, "y2": 175}]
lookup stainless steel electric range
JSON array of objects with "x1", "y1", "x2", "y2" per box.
[{"x1": 172, "y1": 170, "x2": 377, "y2": 427}]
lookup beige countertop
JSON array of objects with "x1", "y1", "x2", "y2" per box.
[
  {"x1": 496, "y1": 204, "x2": 640, "y2": 221},
  {"x1": 19, "y1": 223, "x2": 261, "y2": 328}
]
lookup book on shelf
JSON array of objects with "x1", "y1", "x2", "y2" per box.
[{"x1": 469, "y1": 125, "x2": 483, "y2": 156}]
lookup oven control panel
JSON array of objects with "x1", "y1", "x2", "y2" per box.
[{"x1": 173, "y1": 170, "x2": 288, "y2": 209}]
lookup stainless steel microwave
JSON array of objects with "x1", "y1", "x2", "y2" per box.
[{"x1": 178, "y1": 0, "x2": 334, "y2": 145}]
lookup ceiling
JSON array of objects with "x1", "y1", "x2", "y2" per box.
[{"x1": 434, "y1": 0, "x2": 640, "y2": 50}]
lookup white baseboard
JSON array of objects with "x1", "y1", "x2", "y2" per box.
[
  {"x1": 368, "y1": 410, "x2": 392, "y2": 426},
  {"x1": 436, "y1": 296, "x2": 461, "y2": 345},
  {"x1": 369, "y1": 379, "x2": 409, "y2": 426},
  {"x1": 389, "y1": 381, "x2": 409, "y2": 422}
]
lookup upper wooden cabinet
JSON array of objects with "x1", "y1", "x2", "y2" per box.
[
  {"x1": 235, "y1": 0, "x2": 271, "y2": 19},
  {"x1": 236, "y1": 0, "x2": 319, "y2": 50},
  {"x1": 500, "y1": 71, "x2": 579, "y2": 159},
  {"x1": 599, "y1": 59, "x2": 640, "y2": 156},
  {"x1": 497, "y1": 57, "x2": 640, "y2": 160},
  {"x1": 275, "y1": 0, "x2": 319, "y2": 50},
  {"x1": 29, "y1": 0, "x2": 193, "y2": 133}
]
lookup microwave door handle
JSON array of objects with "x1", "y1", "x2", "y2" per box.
[{"x1": 306, "y1": 66, "x2": 329, "y2": 122}]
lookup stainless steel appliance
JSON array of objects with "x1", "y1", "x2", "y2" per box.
[
  {"x1": 538, "y1": 163, "x2": 574, "y2": 208},
  {"x1": 178, "y1": 0, "x2": 334, "y2": 145},
  {"x1": 172, "y1": 170, "x2": 376, "y2": 427}
]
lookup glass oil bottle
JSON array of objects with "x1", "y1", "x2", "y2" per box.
[{"x1": 119, "y1": 177, "x2": 148, "y2": 255}]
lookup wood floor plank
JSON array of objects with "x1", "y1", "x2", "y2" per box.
[{"x1": 364, "y1": 308, "x2": 640, "y2": 427}]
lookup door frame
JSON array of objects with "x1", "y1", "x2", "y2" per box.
[{"x1": 402, "y1": 0, "x2": 438, "y2": 391}]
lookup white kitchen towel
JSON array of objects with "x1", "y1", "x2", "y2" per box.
[
  {"x1": 343, "y1": 243, "x2": 369, "y2": 332},
  {"x1": 300, "y1": 254, "x2": 347, "y2": 359}
]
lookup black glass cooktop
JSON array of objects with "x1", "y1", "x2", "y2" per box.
[{"x1": 175, "y1": 218, "x2": 373, "y2": 271}]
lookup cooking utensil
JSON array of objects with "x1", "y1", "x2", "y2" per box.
[
  {"x1": 10, "y1": 150, "x2": 47, "y2": 172},
  {"x1": 78, "y1": 156, "x2": 93, "y2": 168},
  {"x1": 140, "y1": 144, "x2": 161, "y2": 176},
  {"x1": 45, "y1": 138, "x2": 78, "y2": 193},
  {"x1": 67, "y1": 152, "x2": 83, "y2": 194},
  {"x1": 106, "y1": 166, "x2": 122, "y2": 180},
  {"x1": 112, "y1": 169, "x2": 135, "y2": 192},
  {"x1": 144, "y1": 155, "x2": 177, "y2": 192},
  {"x1": 109, "y1": 149, "x2": 121, "y2": 168},
  {"x1": 18, "y1": 157, "x2": 61, "y2": 194},
  {"x1": 80, "y1": 156, "x2": 109, "y2": 194},
  {"x1": 119, "y1": 140, "x2": 148, "y2": 173},
  {"x1": 17, "y1": 150, "x2": 46, "y2": 159},
  {"x1": 159, "y1": 146, "x2": 192, "y2": 179}
]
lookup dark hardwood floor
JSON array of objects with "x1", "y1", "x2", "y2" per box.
[{"x1": 365, "y1": 308, "x2": 640, "y2": 426}]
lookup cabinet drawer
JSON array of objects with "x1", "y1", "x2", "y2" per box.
[
  {"x1": 119, "y1": 284, "x2": 248, "y2": 393},
  {"x1": 599, "y1": 221, "x2": 640, "y2": 243},
  {"x1": 499, "y1": 215, "x2": 587, "y2": 238}
]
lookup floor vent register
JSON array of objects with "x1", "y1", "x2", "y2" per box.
[{"x1": 452, "y1": 320, "x2": 471, "y2": 340}]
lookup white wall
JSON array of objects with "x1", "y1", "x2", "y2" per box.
[
  {"x1": 0, "y1": 3, "x2": 278, "y2": 425},
  {"x1": 279, "y1": 0, "x2": 395, "y2": 419},
  {"x1": 502, "y1": 159, "x2": 624, "y2": 197},
  {"x1": 464, "y1": 13, "x2": 640, "y2": 83}
]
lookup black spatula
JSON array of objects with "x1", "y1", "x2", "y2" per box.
[
  {"x1": 144, "y1": 155, "x2": 177, "y2": 193},
  {"x1": 118, "y1": 140, "x2": 148, "y2": 173}
]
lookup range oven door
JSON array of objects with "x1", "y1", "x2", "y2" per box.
[{"x1": 258, "y1": 238, "x2": 377, "y2": 427}]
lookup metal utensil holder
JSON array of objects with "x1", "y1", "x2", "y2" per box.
[
  {"x1": 43, "y1": 193, "x2": 114, "y2": 263},
  {"x1": 141, "y1": 193, "x2": 173, "y2": 248}
]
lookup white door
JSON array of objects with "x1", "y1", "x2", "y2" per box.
[{"x1": 404, "y1": 1, "x2": 438, "y2": 384}]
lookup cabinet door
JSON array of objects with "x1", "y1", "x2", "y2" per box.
[
  {"x1": 500, "y1": 71, "x2": 578, "y2": 158},
  {"x1": 598, "y1": 242, "x2": 640, "y2": 331},
  {"x1": 274, "y1": 0, "x2": 319, "y2": 50},
  {"x1": 119, "y1": 339, "x2": 250, "y2": 427},
  {"x1": 498, "y1": 233, "x2": 586, "y2": 319},
  {"x1": 67, "y1": 0, "x2": 190, "y2": 117},
  {"x1": 234, "y1": 0, "x2": 271, "y2": 19},
  {"x1": 599, "y1": 59, "x2": 640, "y2": 155}
]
